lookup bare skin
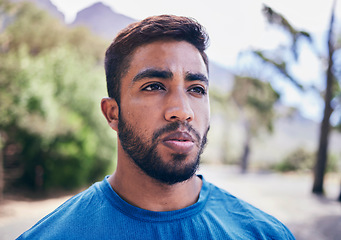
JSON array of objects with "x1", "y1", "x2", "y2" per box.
[{"x1": 101, "y1": 40, "x2": 210, "y2": 212}]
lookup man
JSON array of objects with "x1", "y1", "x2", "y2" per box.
[{"x1": 18, "y1": 15, "x2": 295, "y2": 239}]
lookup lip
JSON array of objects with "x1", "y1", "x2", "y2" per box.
[{"x1": 162, "y1": 132, "x2": 195, "y2": 154}]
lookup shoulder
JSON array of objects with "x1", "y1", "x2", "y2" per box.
[
  {"x1": 203, "y1": 180, "x2": 295, "y2": 239},
  {"x1": 17, "y1": 180, "x2": 105, "y2": 239}
]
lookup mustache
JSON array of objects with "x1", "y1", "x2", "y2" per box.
[{"x1": 152, "y1": 121, "x2": 201, "y2": 144}]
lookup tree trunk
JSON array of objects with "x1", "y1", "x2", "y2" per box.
[
  {"x1": 241, "y1": 121, "x2": 251, "y2": 173},
  {"x1": 240, "y1": 138, "x2": 250, "y2": 173},
  {"x1": 312, "y1": 0, "x2": 336, "y2": 194},
  {"x1": 0, "y1": 148, "x2": 3, "y2": 202},
  {"x1": 312, "y1": 112, "x2": 331, "y2": 194},
  {"x1": 0, "y1": 132, "x2": 4, "y2": 202}
]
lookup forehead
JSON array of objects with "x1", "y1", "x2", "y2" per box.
[{"x1": 126, "y1": 40, "x2": 208, "y2": 78}]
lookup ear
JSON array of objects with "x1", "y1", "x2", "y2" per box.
[{"x1": 101, "y1": 97, "x2": 119, "y2": 131}]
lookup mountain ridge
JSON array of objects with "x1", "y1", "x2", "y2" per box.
[{"x1": 70, "y1": 2, "x2": 136, "y2": 40}]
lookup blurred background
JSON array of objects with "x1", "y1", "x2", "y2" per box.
[{"x1": 0, "y1": 0, "x2": 340, "y2": 239}]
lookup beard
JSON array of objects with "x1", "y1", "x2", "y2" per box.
[{"x1": 118, "y1": 115, "x2": 209, "y2": 185}]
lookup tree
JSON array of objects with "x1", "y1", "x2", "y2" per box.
[
  {"x1": 0, "y1": 0, "x2": 114, "y2": 198},
  {"x1": 256, "y1": 3, "x2": 340, "y2": 196},
  {"x1": 231, "y1": 76, "x2": 279, "y2": 173},
  {"x1": 312, "y1": 0, "x2": 339, "y2": 194},
  {"x1": 254, "y1": 0, "x2": 340, "y2": 194}
]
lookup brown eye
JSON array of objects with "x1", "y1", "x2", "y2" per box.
[
  {"x1": 189, "y1": 86, "x2": 207, "y2": 95},
  {"x1": 142, "y1": 83, "x2": 165, "y2": 91}
]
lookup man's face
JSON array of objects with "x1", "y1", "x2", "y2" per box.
[{"x1": 117, "y1": 40, "x2": 210, "y2": 185}]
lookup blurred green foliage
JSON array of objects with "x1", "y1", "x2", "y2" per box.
[
  {"x1": 273, "y1": 148, "x2": 314, "y2": 172},
  {"x1": 0, "y1": 0, "x2": 115, "y2": 191},
  {"x1": 273, "y1": 148, "x2": 338, "y2": 173},
  {"x1": 231, "y1": 76, "x2": 279, "y2": 134}
]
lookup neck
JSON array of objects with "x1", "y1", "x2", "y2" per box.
[{"x1": 108, "y1": 148, "x2": 202, "y2": 212}]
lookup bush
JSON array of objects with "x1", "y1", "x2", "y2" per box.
[
  {"x1": 273, "y1": 148, "x2": 339, "y2": 173},
  {"x1": 274, "y1": 148, "x2": 314, "y2": 172}
]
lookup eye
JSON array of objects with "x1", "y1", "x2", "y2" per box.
[
  {"x1": 188, "y1": 86, "x2": 207, "y2": 95},
  {"x1": 142, "y1": 83, "x2": 166, "y2": 91}
]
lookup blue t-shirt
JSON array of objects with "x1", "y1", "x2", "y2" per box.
[{"x1": 17, "y1": 176, "x2": 295, "y2": 239}]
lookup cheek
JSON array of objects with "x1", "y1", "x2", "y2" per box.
[
  {"x1": 194, "y1": 99, "x2": 210, "y2": 118},
  {"x1": 122, "y1": 103, "x2": 157, "y2": 132},
  {"x1": 132, "y1": 104, "x2": 157, "y2": 123},
  {"x1": 195, "y1": 102, "x2": 210, "y2": 132}
]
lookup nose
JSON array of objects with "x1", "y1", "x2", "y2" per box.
[{"x1": 164, "y1": 88, "x2": 194, "y2": 122}]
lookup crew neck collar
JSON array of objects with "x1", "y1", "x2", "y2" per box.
[{"x1": 98, "y1": 175, "x2": 211, "y2": 222}]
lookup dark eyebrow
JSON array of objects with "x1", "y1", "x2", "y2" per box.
[
  {"x1": 132, "y1": 69, "x2": 173, "y2": 83},
  {"x1": 185, "y1": 72, "x2": 209, "y2": 85}
]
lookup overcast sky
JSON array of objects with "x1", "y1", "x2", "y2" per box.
[{"x1": 50, "y1": 0, "x2": 341, "y2": 122}]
